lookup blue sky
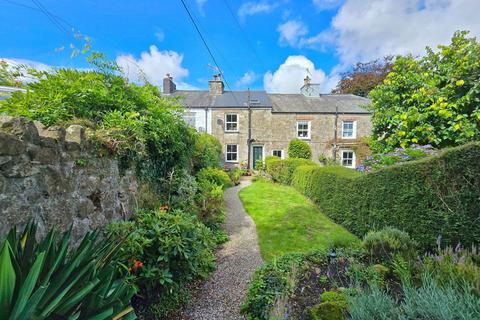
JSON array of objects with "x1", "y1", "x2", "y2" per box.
[{"x1": 1, "y1": 0, "x2": 479, "y2": 93}]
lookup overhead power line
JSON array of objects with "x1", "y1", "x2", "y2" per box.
[
  {"x1": 179, "y1": 0, "x2": 243, "y2": 106},
  {"x1": 221, "y1": 0, "x2": 267, "y2": 71},
  {"x1": 31, "y1": 0, "x2": 69, "y2": 36}
]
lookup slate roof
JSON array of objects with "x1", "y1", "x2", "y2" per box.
[
  {"x1": 268, "y1": 93, "x2": 371, "y2": 114},
  {"x1": 170, "y1": 89, "x2": 370, "y2": 114},
  {"x1": 171, "y1": 90, "x2": 272, "y2": 108}
]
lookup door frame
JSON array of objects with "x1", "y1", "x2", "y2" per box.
[{"x1": 251, "y1": 144, "x2": 264, "y2": 169}]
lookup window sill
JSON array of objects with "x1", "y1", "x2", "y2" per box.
[{"x1": 225, "y1": 131, "x2": 240, "y2": 133}]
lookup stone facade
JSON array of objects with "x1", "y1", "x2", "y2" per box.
[
  {"x1": 211, "y1": 109, "x2": 372, "y2": 168},
  {"x1": 0, "y1": 116, "x2": 138, "y2": 243}
]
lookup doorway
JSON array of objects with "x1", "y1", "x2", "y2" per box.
[{"x1": 252, "y1": 145, "x2": 264, "y2": 169}]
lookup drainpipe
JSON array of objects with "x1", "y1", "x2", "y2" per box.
[
  {"x1": 333, "y1": 105, "x2": 338, "y2": 162},
  {"x1": 205, "y1": 107, "x2": 208, "y2": 132},
  {"x1": 247, "y1": 88, "x2": 252, "y2": 170}
]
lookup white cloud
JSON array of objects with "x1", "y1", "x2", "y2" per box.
[
  {"x1": 116, "y1": 45, "x2": 192, "y2": 89},
  {"x1": 313, "y1": 0, "x2": 342, "y2": 11},
  {"x1": 278, "y1": 20, "x2": 308, "y2": 47},
  {"x1": 238, "y1": 1, "x2": 277, "y2": 20},
  {"x1": 236, "y1": 71, "x2": 258, "y2": 87},
  {"x1": 196, "y1": 0, "x2": 207, "y2": 16},
  {"x1": 328, "y1": 0, "x2": 480, "y2": 66},
  {"x1": 263, "y1": 55, "x2": 330, "y2": 93},
  {"x1": 1, "y1": 58, "x2": 56, "y2": 83}
]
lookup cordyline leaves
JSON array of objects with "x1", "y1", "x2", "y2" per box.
[
  {"x1": 370, "y1": 30, "x2": 480, "y2": 152},
  {"x1": 0, "y1": 223, "x2": 136, "y2": 320}
]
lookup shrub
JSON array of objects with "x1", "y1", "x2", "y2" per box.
[
  {"x1": 266, "y1": 158, "x2": 316, "y2": 184},
  {"x1": 106, "y1": 209, "x2": 215, "y2": 318},
  {"x1": 346, "y1": 286, "x2": 397, "y2": 320},
  {"x1": 196, "y1": 180, "x2": 225, "y2": 229},
  {"x1": 290, "y1": 142, "x2": 480, "y2": 250},
  {"x1": 362, "y1": 228, "x2": 417, "y2": 263},
  {"x1": 0, "y1": 55, "x2": 196, "y2": 199},
  {"x1": 307, "y1": 291, "x2": 348, "y2": 320},
  {"x1": 196, "y1": 167, "x2": 233, "y2": 189},
  {"x1": 241, "y1": 253, "x2": 305, "y2": 320},
  {"x1": 401, "y1": 273, "x2": 480, "y2": 319},
  {"x1": 192, "y1": 132, "x2": 222, "y2": 172},
  {"x1": 288, "y1": 138, "x2": 312, "y2": 159},
  {"x1": 229, "y1": 167, "x2": 243, "y2": 186},
  {"x1": 0, "y1": 223, "x2": 135, "y2": 320}
]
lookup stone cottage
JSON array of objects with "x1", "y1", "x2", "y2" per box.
[{"x1": 163, "y1": 74, "x2": 372, "y2": 169}]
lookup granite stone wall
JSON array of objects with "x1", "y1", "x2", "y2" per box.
[{"x1": 0, "y1": 116, "x2": 138, "y2": 243}]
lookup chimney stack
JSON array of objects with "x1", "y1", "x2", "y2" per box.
[
  {"x1": 163, "y1": 73, "x2": 176, "y2": 94},
  {"x1": 304, "y1": 75, "x2": 311, "y2": 86},
  {"x1": 209, "y1": 73, "x2": 224, "y2": 95}
]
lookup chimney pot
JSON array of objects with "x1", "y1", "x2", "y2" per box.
[{"x1": 163, "y1": 74, "x2": 176, "y2": 94}]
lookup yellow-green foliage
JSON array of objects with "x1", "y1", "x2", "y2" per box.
[
  {"x1": 265, "y1": 157, "x2": 316, "y2": 185},
  {"x1": 290, "y1": 142, "x2": 480, "y2": 250},
  {"x1": 288, "y1": 138, "x2": 312, "y2": 159}
]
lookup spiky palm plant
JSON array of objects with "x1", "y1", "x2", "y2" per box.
[{"x1": 0, "y1": 223, "x2": 136, "y2": 320}]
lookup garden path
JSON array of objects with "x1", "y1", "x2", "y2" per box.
[{"x1": 175, "y1": 178, "x2": 263, "y2": 320}]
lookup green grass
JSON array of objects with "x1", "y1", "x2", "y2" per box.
[{"x1": 239, "y1": 179, "x2": 360, "y2": 261}]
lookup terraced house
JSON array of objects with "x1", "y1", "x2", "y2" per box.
[{"x1": 163, "y1": 74, "x2": 372, "y2": 169}]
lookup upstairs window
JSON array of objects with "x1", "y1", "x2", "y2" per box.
[
  {"x1": 225, "y1": 113, "x2": 238, "y2": 132},
  {"x1": 272, "y1": 150, "x2": 283, "y2": 159},
  {"x1": 341, "y1": 150, "x2": 355, "y2": 168},
  {"x1": 342, "y1": 121, "x2": 356, "y2": 139},
  {"x1": 182, "y1": 112, "x2": 196, "y2": 127},
  {"x1": 226, "y1": 144, "x2": 238, "y2": 162},
  {"x1": 297, "y1": 121, "x2": 310, "y2": 139}
]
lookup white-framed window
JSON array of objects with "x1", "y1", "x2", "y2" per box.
[
  {"x1": 342, "y1": 121, "x2": 356, "y2": 139},
  {"x1": 296, "y1": 121, "x2": 310, "y2": 139},
  {"x1": 226, "y1": 144, "x2": 238, "y2": 162},
  {"x1": 225, "y1": 113, "x2": 239, "y2": 132},
  {"x1": 341, "y1": 150, "x2": 356, "y2": 168},
  {"x1": 272, "y1": 150, "x2": 283, "y2": 159}
]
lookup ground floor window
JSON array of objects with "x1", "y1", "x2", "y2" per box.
[
  {"x1": 341, "y1": 150, "x2": 355, "y2": 168},
  {"x1": 272, "y1": 150, "x2": 283, "y2": 159},
  {"x1": 226, "y1": 144, "x2": 238, "y2": 162}
]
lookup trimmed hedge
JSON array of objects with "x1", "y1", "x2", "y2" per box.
[
  {"x1": 290, "y1": 142, "x2": 480, "y2": 250},
  {"x1": 265, "y1": 156, "x2": 316, "y2": 185}
]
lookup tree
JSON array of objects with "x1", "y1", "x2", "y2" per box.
[
  {"x1": 333, "y1": 56, "x2": 394, "y2": 97},
  {"x1": 369, "y1": 31, "x2": 480, "y2": 152}
]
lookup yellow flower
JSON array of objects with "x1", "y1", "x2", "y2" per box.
[
  {"x1": 411, "y1": 138, "x2": 418, "y2": 143},
  {"x1": 397, "y1": 130, "x2": 406, "y2": 137},
  {"x1": 456, "y1": 79, "x2": 465, "y2": 86}
]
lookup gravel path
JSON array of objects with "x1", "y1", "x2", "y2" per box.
[{"x1": 175, "y1": 178, "x2": 263, "y2": 320}]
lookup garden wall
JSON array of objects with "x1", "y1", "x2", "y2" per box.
[
  {"x1": 268, "y1": 142, "x2": 480, "y2": 249},
  {"x1": 0, "y1": 116, "x2": 138, "y2": 243}
]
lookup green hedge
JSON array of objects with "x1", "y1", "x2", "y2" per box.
[
  {"x1": 290, "y1": 142, "x2": 480, "y2": 249},
  {"x1": 265, "y1": 156, "x2": 316, "y2": 185}
]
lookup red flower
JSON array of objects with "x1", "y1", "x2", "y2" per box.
[{"x1": 133, "y1": 260, "x2": 143, "y2": 269}]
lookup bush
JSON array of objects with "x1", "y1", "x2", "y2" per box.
[
  {"x1": 196, "y1": 167, "x2": 233, "y2": 189},
  {"x1": 290, "y1": 142, "x2": 480, "y2": 250},
  {"x1": 196, "y1": 180, "x2": 225, "y2": 229},
  {"x1": 192, "y1": 132, "x2": 222, "y2": 172},
  {"x1": 0, "y1": 223, "x2": 135, "y2": 320},
  {"x1": 307, "y1": 291, "x2": 348, "y2": 320},
  {"x1": 0, "y1": 56, "x2": 196, "y2": 199},
  {"x1": 362, "y1": 228, "x2": 417, "y2": 263},
  {"x1": 229, "y1": 167, "x2": 243, "y2": 186},
  {"x1": 288, "y1": 138, "x2": 312, "y2": 159},
  {"x1": 241, "y1": 253, "x2": 305, "y2": 320},
  {"x1": 346, "y1": 286, "x2": 397, "y2": 320},
  {"x1": 265, "y1": 157, "x2": 316, "y2": 185},
  {"x1": 106, "y1": 209, "x2": 215, "y2": 318}
]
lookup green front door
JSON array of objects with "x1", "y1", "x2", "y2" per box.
[{"x1": 253, "y1": 146, "x2": 263, "y2": 169}]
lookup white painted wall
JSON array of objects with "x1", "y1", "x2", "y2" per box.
[{"x1": 183, "y1": 108, "x2": 212, "y2": 134}]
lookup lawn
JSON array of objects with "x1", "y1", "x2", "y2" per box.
[{"x1": 239, "y1": 179, "x2": 359, "y2": 261}]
